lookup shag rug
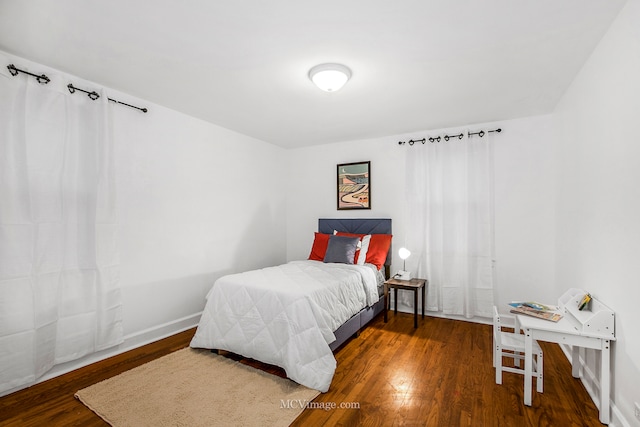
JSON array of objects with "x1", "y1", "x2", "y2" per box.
[{"x1": 75, "y1": 347, "x2": 320, "y2": 427}]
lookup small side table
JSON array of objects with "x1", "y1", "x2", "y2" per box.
[{"x1": 383, "y1": 278, "x2": 427, "y2": 328}]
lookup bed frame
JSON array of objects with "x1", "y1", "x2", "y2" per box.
[{"x1": 318, "y1": 218, "x2": 391, "y2": 351}]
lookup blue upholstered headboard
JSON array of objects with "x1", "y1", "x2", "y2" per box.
[{"x1": 318, "y1": 218, "x2": 392, "y2": 266}]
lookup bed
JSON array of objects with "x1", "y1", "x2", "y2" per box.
[{"x1": 190, "y1": 218, "x2": 392, "y2": 392}]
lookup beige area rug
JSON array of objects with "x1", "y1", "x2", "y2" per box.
[{"x1": 75, "y1": 347, "x2": 320, "y2": 427}]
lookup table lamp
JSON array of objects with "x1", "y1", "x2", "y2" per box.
[{"x1": 397, "y1": 247, "x2": 412, "y2": 280}]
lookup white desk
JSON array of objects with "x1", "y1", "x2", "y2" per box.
[{"x1": 516, "y1": 312, "x2": 614, "y2": 424}]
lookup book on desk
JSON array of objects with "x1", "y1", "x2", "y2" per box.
[{"x1": 509, "y1": 302, "x2": 563, "y2": 322}]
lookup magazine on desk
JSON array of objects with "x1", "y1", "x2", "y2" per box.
[{"x1": 509, "y1": 302, "x2": 563, "y2": 322}]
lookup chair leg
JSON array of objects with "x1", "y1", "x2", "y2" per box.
[
  {"x1": 536, "y1": 349, "x2": 544, "y2": 393},
  {"x1": 492, "y1": 336, "x2": 496, "y2": 368},
  {"x1": 495, "y1": 347, "x2": 503, "y2": 385}
]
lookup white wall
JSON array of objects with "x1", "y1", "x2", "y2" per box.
[
  {"x1": 284, "y1": 135, "x2": 403, "y2": 261},
  {"x1": 553, "y1": 0, "x2": 640, "y2": 424},
  {"x1": 285, "y1": 115, "x2": 557, "y2": 320},
  {"x1": 0, "y1": 51, "x2": 287, "y2": 395},
  {"x1": 114, "y1": 100, "x2": 287, "y2": 337}
]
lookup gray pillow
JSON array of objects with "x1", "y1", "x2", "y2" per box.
[{"x1": 323, "y1": 235, "x2": 360, "y2": 264}]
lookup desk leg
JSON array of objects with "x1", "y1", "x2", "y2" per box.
[
  {"x1": 523, "y1": 328, "x2": 533, "y2": 406},
  {"x1": 383, "y1": 283, "x2": 388, "y2": 323},
  {"x1": 421, "y1": 285, "x2": 425, "y2": 318},
  {"x1": 394, "y1": 288, "x2": 398, "y2": 314},
  {"x1": 600, "y1": 340, "x2": 611, "y2": 424},
  {"x1": 413, "y1": 289, "x2": 418, "y2": 328}
]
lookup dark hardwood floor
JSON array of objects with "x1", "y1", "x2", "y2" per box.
[{"x1": 0, "y1": 313, "x2": 603, "y2": 427}]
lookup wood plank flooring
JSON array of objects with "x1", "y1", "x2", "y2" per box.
[{"x1": 0, "y1": 313, "x2": 603, "y2": 426}]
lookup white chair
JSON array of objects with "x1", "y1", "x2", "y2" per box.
[{"x1": 493, "y1": 306, "x2": 543, "y2": 393}]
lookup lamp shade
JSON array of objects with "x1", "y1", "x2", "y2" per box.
[
  {"x1": 309, "y1": 63, "x2": 351, "y2": 92},
  {"x1": 398, "y1": 247, "x2": 411, "y2": 260}
]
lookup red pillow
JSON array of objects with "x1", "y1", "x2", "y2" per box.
[
  {"x1": 365, "y1": 234, "x2": 392, "y2": 270},
  {"x1": 308, "y1": 232, "x2": 331, "y2": 261}
]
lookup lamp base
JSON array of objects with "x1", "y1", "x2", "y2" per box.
[{"x1": 395, "y1": 270, "x2": 412, "y2": 280}]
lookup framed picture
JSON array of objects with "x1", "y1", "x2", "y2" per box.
[{"x1": 337, "y1": 161, "x2": 370, "y2": 210}]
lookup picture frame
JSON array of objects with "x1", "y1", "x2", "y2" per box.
[{"x1": 337, "y1": 161, "x2": 370, "y2": 210}]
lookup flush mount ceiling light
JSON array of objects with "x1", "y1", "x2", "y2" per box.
[{"x1": 308, "y1": 63, "x2": 352, "y2": 92}]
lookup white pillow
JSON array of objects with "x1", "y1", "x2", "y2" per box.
[{"x1": 357, "y1": 235, "x2": 371, "y2": 265}]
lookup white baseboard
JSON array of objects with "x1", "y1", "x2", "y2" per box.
[
  {"x1": 1, "y1": 312, "x2": 202, "y2": 398},
  {"x1": 119, "y1": 312, "x2": 202, "y2": 354}
]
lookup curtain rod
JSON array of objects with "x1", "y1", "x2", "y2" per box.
[
  {"x1": 6, "y1": 64, "x2": 148, "y2": 113},
  {"x1": 67, "y1": 83, "x2": 148, "y2": 113},
  {"x1": 7, "y1": 64, "x2": 50, "y2": 84},
  {"x1": 398, "y1": 128, "x2": 502, "y2": 146}
]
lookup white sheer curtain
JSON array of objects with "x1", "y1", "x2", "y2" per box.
[
  {"x1": 0, "y1": 62, "x2": 122, "y2": 394},
  {"x1": 404, "y1": 131, "x2": 495, "y2": 319}
]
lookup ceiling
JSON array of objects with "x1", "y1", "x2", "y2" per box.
[{"x1": 0, "y1": 0, "x2": 627, "y2": 148}]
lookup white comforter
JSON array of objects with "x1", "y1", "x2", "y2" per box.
[{"x1": 190, "y1": 260, "x2": 379, "y2": 392}]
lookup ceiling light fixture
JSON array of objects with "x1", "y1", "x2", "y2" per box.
[{"x1": 308, "y1": 63, "x2": 352, "y2": 92}]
